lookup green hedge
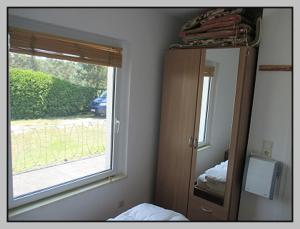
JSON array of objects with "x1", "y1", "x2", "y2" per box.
[{"x1": 9, "y1": 68, "x2": 98, "y2": 120}]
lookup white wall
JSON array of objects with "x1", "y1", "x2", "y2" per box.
[
  {"x1": 195, "y1": 48, "x2": 239, "y2": 176},
  {"x1": 8, "y1": 8, "x2": 182, "y2": 221},
  {"x1": 7, "y1": 8, "x2": 293, "y2": 221},
  {"x1": 238, "y1": 8, "x2": 292, "y2": 221}
]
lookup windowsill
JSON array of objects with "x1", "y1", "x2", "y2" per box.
[
  {"x1": 8, "y1": 174, "x2": 127, "y2": 219},
  {"x1": 197, "y1": 144, "x2": 212, "y2": 151}
]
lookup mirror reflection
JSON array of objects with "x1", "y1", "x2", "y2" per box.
[{"x1": 194, "y1": 48, "x2": 240, "y2": 205}]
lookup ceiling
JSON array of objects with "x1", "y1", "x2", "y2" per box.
[{"x1": 156, "y1": 8, "x2": 205, "y2": 20}]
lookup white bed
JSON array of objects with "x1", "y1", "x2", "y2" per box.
[
  {"x1": 108, "y1": 203, "x2": 189, "y2": 221},
  {"x1": 196, "y1": 160, "x2": 228, "y2": 198}
]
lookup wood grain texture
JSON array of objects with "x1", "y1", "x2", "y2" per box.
[
  {"x1": 186, "y1": 49, "x2": 228, "y2": 221},
  {"x1": 187, "y1": 49, "x2": 206, "y2": 220},
  {"x1": 186, "y1": 47, "x2": 257, "y2": 221},
  {"x1": 9, "y1": 27, "x2": 122, "y2": 67},
  {"x1": 259, "y1": 65, "x2": 292, "y2": 71},
  {"x1": 155, "y1": 49, "x2": 202, "y2": 216},
  {"x1": 156, "y1": 47, "x2": 257, "y2": 221},
  {"x1": 225, "y1": 47, "x2": 257, "y2": 220},
  {"x1": 204, "y1": 65, "x2": 215, "y2": 77},
  {"x1": 188, "y1": 193, "x2": 227, "y2": 221}
]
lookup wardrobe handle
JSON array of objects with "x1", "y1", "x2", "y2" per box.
[
  {"x1": 193, "y1": 137, "x2": 198, "y2": 149},
  {"x1": 200, "y1": 207, "x2": 213, "y2": 214},
  {"x1": 188, "y1": 136, "x2": 194, "y2": 147}
]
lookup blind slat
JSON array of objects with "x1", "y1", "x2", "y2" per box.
[
  {"x1": 9, "y1": 27, "x2": 122, "y2": 68},
  {"x1": 10, "y1": 48, "x2": 121, "y2": 67},
  {"x1": 204, "y1": 66, "x2": 215, "y2": 77}
]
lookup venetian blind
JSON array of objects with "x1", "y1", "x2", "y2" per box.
[
  {"x1": 9, "y1": 27, "x2": 122, "y2": 68},
  {"x1": 204, "y1": 66, "x2": 215, "y2": 77}
]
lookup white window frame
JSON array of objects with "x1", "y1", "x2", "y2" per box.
[
  {"x1": 8, "y1": 68, "x2": 119, "y2": 208},
  {"x1": 197, "y1": 69, "x2": 217, "y2": 149},
  {"x1": 198, "y1": 76, "x2": 212, "y2": 148},
  {"x1": 8, "y1": 53, "x2": 126, "y2": 210}
]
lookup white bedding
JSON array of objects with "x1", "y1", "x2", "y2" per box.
[
  {"x1": 198, "y1": 160, "x2": 228, "y2": 183},
  {"x1": 108, "y1": 203, "x2": 189, "y2": 221},
  {"x1": 196, "y1": 160, "x2": 228, "y2": 197}
]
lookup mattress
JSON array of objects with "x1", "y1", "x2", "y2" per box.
[
  {"x1": 108, "y1": 203, "x2": 189, "y2": 221},
  {"x1": 196, "y1": 176, "x2": 226, "y2": 198},
  {"x1": 196, "y1": 160, "x2": 228, "y2": 198}
]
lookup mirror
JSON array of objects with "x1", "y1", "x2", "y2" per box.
[{"x1": 193, "y1": 48, "x2": 240, "y2": 206}]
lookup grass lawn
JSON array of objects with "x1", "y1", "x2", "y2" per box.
[{"x1": 11, "y1": 114, "x2": 107, "y2": 174}]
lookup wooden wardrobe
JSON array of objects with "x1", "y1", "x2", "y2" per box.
[{"x1": 154, "y1": 47, "x2": 257, "y2": 221}]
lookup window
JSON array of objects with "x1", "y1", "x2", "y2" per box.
[
  {"x1": 198, "y1": 66, "x2": 215, "y2": 147},
  {"x1": 8, "y1": 27, "x2": 123, "y2": 208},
  {"x1": 198, "y1": 77, "x2": 211, "y2": 145}
]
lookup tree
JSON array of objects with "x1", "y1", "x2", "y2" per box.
[
  {"x1": 74, "y1": 63, "x2": 107, "y2": 92},
  {"x1": 9, "y1": 52, "x2": 108, "y2": 94}
]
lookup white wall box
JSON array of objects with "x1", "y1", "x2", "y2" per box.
[{"x1": 244, "y1": 156, "x2": 281, "y2": 200}]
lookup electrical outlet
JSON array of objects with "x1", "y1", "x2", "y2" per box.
[
  {"x1": 263, "y1": 150, "x2": 272, "y2": 158},
  {"x1": 262, "y1": 140, "x2": 273, "y2": 158}
]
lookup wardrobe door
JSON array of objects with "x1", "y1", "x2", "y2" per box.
[
  {"x1": 155, "y1": 49, "x2": 204, "y2": 215},
  {"x1": 225, "y1": 47, "x2": 257, "y2": 220},
  {"x1": 187, "y1": 48, "x2": 241, "y2": 221},
  {"x1": 186, "y1": 47, "x2": 257, "y2": 221}
]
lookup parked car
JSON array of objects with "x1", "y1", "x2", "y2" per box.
[{"x1": 89, "y1": 91, "x2": 107, "y2": 117}]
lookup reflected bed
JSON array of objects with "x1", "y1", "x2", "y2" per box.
[{"x1": 194, "y1": 160, "x2": 228, "y2": 205}]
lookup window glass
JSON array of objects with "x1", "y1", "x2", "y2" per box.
[
  {"x1": 198, "y1": 76, "x2": 211, "y2": 145},
  {"x1": 9, "y1": 52, "x2": 115, "y2": 198}
]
